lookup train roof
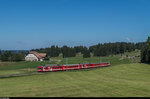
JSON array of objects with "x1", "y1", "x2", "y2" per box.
[
  {"x1": 43, "y1": 64, "x2": 79, "y2": 67},
  {"x1": 41, "y1": 62, "x2": 110, "y2": 67}
]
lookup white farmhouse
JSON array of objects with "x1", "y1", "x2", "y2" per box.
[
  {"x1": 25, "y1": 53, "x2": 39, "y2": 61},
  {"x1": 25, "y1": 51, "x2": 47, "y2": 61}
]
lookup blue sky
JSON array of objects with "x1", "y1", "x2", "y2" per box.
[{"x1": 0, "y1": 0, "x2": 150, "y2": 50}]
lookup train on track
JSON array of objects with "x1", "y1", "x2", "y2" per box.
[{"x1": 37, "y1": 62, "x2": 110, "y2": 72}]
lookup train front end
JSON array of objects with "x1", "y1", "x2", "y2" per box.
[{"x1": 37, "y1": 66, "x2": 43, "y2": 72}]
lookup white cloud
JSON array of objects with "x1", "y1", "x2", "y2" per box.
[{"x1": 126, "y1": 37, "x2": 132, "y2": 41}]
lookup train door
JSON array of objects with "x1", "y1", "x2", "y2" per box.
[
  {"x1": 43, "y1": 67, "x2": 46, "y2": 71},
  {"x1": 84, "y1": 64, "x2": 87, "y2": 68},
  {"x1": 81, "y1": 64, "x2": 83, "y2": 69},
  {"x1": 62, "y1": 66, "x2": 66, "y2": 71},
  {"x1": 101, "y1": 63, "x2": 103, "y2": 68},
  {"x1": 50, "y1": 67, "x2": 52, "y2": 71}
]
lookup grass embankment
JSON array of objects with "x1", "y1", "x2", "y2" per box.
[{"x1": 0, "y1": 63, "x2": 150, "y2": 97}]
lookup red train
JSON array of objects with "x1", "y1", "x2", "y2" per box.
[{"x1": 37, "y1": 62, "x2": 110, "y2": 72}]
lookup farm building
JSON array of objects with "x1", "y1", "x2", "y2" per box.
[{"x1": 25, "y1": 51, "x2": 47, "y2": 61}]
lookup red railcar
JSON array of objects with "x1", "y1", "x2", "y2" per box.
[{"x1": 37, "y1": 62, "x2": 110, "y2": 72}]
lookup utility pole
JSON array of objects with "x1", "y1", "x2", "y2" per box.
[
  {"x1": 66, "y1": 58, "x2": 68, "y2": 65},
  {"x1": 100, "y1": 56, "x2": 102, "y2": 63}
]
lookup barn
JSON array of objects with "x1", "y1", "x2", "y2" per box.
[{"x1": 25, "y1": 51, "x2": 47, "y2": 61}]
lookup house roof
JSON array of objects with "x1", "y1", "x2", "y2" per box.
[{"x1": 30, "y1": 51, "x2": 46, "y2": 59}]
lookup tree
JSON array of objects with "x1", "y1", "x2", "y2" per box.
[
  {"x1": 61, "y1": 45, "x2": 68, "y2": 58},
  {"x1": 141, "y1": 46, "x2": 146, "y2": 63},
  {"x1": 0, "y1": 49, "x2": 1, "y2": 60},
  {"x1": 54, "y1": 46, "x2": 60, "y2": 57},
  {"x1": 15, "y1": 54, "x2": 23, "y2": 61},
  {"x1": 83, "y1": 49, "x2": 91, "y2": 58},
  {"x1": 69, "y1": 47, "x2": 76, "y2": 57},
  {"x1": 135, "y1": 42, "x2": 145, "y2": 50},
  {"x1": 1, "y1": 51, "x2": 11, "y2": 61},
  {"x1": 20, "y1": 50, "x2": 25, "y2": 61},
  {"x1": 141, "y1": 37, "x2": 150, "y2": 63}
]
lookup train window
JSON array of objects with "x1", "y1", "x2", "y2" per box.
[
  {"x1": 55, "y1": 66, "x2": 59, "y2": 69},
  {"x1": 58, "y1": 66, "x2": 62, "y2": 69}
]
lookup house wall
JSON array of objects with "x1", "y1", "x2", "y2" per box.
[{"x1": 25, "y1": 54, "x2": 39, "y2": 61}]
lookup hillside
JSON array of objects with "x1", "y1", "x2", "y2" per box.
[
  {"x1": 0, "y1": 63, "x2": 150, "y2": 97},
  {"x1": 0, "y1": 50, "x2": 150, "y2": 97}
]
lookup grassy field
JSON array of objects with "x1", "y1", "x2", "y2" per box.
[
  {"x1": 1, "y1": 50, "x2": 149, "y2": 97},
  {"x1": 0, "y1": 50, "x2": 140, "y2": 76},
  {"x1": 0, "y1": 63, "x2": 150, "y2": 97},
  {"x1": 0, "y1": 54, "x2": 134, "y2": 76}
]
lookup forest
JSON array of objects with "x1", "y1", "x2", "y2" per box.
[
  {"x1": 0, "y1": 39, "x2": 148, "y2": 63},
  {"x1": 31, "y1": 42, "x2": 145, "y2": 58}
]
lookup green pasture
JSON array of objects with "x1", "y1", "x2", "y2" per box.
[
  {"x1": 0, "y1": 63, "x2": 150, "y2": 97},
  {"x1": 0, "y1": 50, "x2": 148, "y2": 97}
]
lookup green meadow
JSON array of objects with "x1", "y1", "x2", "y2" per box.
[
  {"x1": 0, "y1": 63, "x2": 150, "y2": 97},
  {"x1": 0, "y1": 50, "x2": 140, "y2": 75},
  {"x1": 0, "y1": 50, "x2": 150, "y2": 97}
]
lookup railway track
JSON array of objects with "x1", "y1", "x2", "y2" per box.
[{"x1": 0, "y1": 72, "x2": 44, "y2": 78}]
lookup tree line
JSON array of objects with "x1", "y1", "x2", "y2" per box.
[
  {"x1": 0, "y1": 50, "x2": 26, "y2": 62},
  {"x1": 31, "y1": 42, "x2": 145, "y2": 58},
  {"x1": 0, "y1": 41, "x2": 146, "y2": 62},
  {"x1": 89, "y1": 42, "x2": 144, "y2": 56},
  {"x1": 31, "y1": 45, "x2": 89, "y2": 58}
]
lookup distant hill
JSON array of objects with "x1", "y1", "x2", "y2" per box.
[{"x1": 1, "y1": 50, "x2": 29, "y2": 54}]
